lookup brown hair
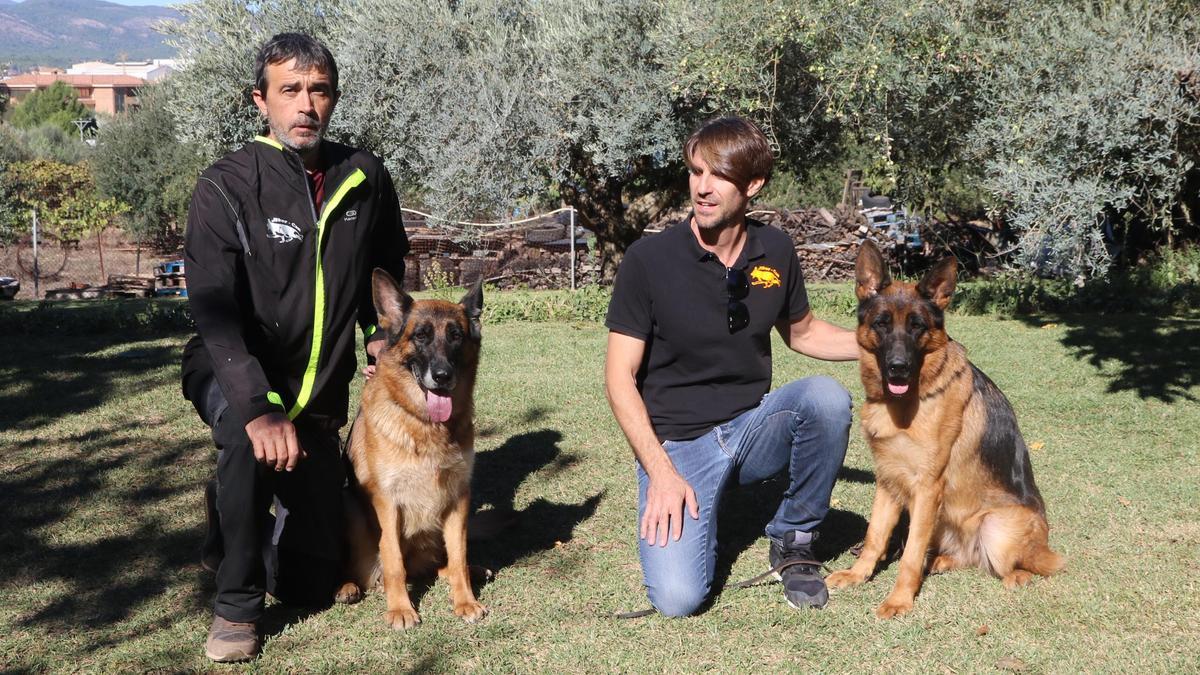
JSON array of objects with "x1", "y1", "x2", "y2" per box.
[
  {"x1": 683, "y1": 116, "x2": 773, "y2": 193},
  {"x1": 254, "y1": 33, "x2": 339, "y2": 96}
]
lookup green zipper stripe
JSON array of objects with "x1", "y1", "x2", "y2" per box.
[
  {"x1": 364, "y1": 324, "x2": 377, "y2": 338},
  {"x1": 254, "y1": 135, "x2": 284, "y2": 150},
  {"x1": 286, "y1": 168, "x2": 367, "y2": 420}
]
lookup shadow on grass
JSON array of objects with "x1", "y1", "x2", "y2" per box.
[
  {"x1": 837, "y1": 466, "x2": 875, "y2": 484},
  {"x1": 0, "y1": 421, "x2": 210, "y2": 638},
  {"x1": 0, "y1": 333, "x2": 183, "y2": 431},
  {"x1": 1016, "y1": 312, "x2": 1200, "y2": 403},
  {"x1": 470, "y1": 428, "x2": 603, "y2": 574}
]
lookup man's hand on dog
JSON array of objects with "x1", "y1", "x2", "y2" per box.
[
  {"x1": 245, "y1": 412, "x2": 306, "y2": 472},
  {"x1": 641, "y1": 469, "x2": 699, "y2": 547},
  {"x1": 362, "y1": 339, "x2": 384, "y2": 379}
]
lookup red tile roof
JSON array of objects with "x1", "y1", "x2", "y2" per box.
[{"x1": 1, "y1": 73, "x2": 145, "y2": 88}]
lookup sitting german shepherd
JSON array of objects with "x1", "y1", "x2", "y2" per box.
[
  {"x1": 335, "y1": 269, "x2": 487, "y2": 628},
  {"x1": 827, "y1": 241, "x2": 1064, "y2": 618}
]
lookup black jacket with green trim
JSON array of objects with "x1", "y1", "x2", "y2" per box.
[{"x1": 181, "y1": 136, "x2": 409, "y2": 429}]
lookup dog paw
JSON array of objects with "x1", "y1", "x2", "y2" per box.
[
  {"x1": 385, "y1": 608, "x2": 421, "y2": 630},
  {"x1": 334, "y1": 582, "x2": 363, "y2": 605},
  {"x1": 1002, "y1": 569, "x2": 1034, "y2": 589},
  {"x1": 875, "y1": 595, "x2": 913, "y2": 619},
  {"x1": 929, "y1": 555, "x2": 957, "y2": 575},
  {"x1": 826, "y1": 569, "x2": 866, "y2": 589},
  {"x1": 454, "y1": 600, "x2": 488, "y2": 623}
]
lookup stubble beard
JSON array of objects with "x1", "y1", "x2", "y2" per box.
[
  {"x1": 693, "y1": 205, "x2": 743, "y2": 232},
  {"x1": 268, "y1": 117, "x2": 324, "y2": 155}
]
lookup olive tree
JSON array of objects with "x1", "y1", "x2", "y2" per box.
[
  {"x1": 161, "y1": 0, "x2": 730, "y2": 276},
  {"x1": 966, "y1": 3, "x2": 1200, "y2": 278}
]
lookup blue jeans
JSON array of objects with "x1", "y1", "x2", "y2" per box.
[{"x1": 636, "y1": 376, "x2": 852, "y2": 617}]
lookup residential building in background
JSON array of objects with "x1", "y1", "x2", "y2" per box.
[
  {"x1": 0, "y1": 60, "x2": 178, "y2": 115},
  {"x1": 67, "y1": 59, "x2": 178, "y2": 82}
]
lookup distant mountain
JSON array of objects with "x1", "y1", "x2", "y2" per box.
[{"x1": 0, "y1": 0, "x2": 182, "y2": 69}]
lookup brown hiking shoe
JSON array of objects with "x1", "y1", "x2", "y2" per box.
[{"x1": 205, "y1": 615, "x2": 258, "y2": 663}]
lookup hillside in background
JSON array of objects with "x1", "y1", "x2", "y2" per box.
[{"x1": 0, "y1": 0, "x2": 181, "y2": 69}]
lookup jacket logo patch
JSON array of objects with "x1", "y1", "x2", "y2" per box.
[
  {"x1": 343, "y1": 209, "x2": 358, "y2": 220},
  {"x1": 266, "y1": 217, "x2": 303, "y2": 244},
  {"x1": 750, "y1": 265, "x2": 781, "y2": 289}
]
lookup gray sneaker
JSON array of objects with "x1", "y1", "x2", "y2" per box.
[
  {"x1": 768, "y1": 530, "x2": 828, "y2": 609},
  {"x1": 205, "y1": 615, "x2": 258, "y2": 663}
]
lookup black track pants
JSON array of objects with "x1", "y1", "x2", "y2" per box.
[{"x1": 188, "y1": 375, "x2": 346, "y2": 623}]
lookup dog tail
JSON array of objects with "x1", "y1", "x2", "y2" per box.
[{"x1": 1025, "y1": 545, "x2": 1066, "y2": 577}]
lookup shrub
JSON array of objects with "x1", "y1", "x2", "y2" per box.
[
  {"x1": 91, "y1": 83, "x2": 205, "y2": 247},
  {"x1": 13, "y1": 123, "x2": 91, "y2": 164},
  {"x1": 953, "y1": 246, "x2": 1200, "y2": 315},
  {"x1": 9, "y1": 81, "x2": 91, "y2": 134}
]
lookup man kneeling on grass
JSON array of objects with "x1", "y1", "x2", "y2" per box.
[{"x1": 604, "y1": 116, "x2": 858, "y2": 616}]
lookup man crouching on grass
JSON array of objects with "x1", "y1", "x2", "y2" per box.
[
  {"x1": 604, "y1": 116, "x2": 858, "y2": 616},
  {"x1": 181, "y1": 33, "x2": 408, "y2": 662}
]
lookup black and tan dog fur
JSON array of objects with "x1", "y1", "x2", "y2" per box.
[
  {"x1": 826, "y1": 241, "x2": 1064, "y2": 618},
  {"x1": 335, "y1": 269, "x2": 487, "y2": 629}
]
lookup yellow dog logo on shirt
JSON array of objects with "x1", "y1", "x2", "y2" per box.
[{"x1": 750, "y1": 265, "x2": 781, "y2": 289}]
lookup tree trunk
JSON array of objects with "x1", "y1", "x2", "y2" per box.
[{"x1": 558, "y1": 154, "x2": 650, "y2": 282}]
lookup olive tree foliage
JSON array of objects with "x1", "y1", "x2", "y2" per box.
[
  {"x1": 657, "y1": 0, "x2": 845, "y2": 204},
  {"x1": 524, "y1": 0, "x2": 682, "y2": 270},
  {"x1": 160, "y1": 0, "x2": 713, "y2": 275},
  {"x1": 331, "y1": 0, "x2": 686, "y2": 273},
  {"x1": 15, "y1": 123, "x2": 93, "y2": 164},
  {"x1": 737, "y1": 0, "x2": 1200, "y2": 279},
  {"x1": 784, "y1": 0, "x2": 997, "y2": 216},
  {"x1": 966, "y1": 3, "x2": 1200, "y2": 278},
  {"x1": 329, "y1": 0, "x2": 557, "y2": 218}
]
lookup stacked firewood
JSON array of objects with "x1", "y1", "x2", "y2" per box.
[
  {"x1": 753, "y1": 207, "x2": 885, "y2": 282},
  {"x1": 106, "y1": 274, "x2": 156, "y2": 298}
]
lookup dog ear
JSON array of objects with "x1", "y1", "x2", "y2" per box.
[
  {"x1": 460, "y1": 278, "x2": 484, "y2": 341},
  {"x1": 372, "y1": 268, "x2": 413, "y2": 334},
  {"x1": 917, "y1": 257, "x2": 958, "y2": 310},
  {"x1": 855, "y1": 240, "x2": 891, "y2": 301}
]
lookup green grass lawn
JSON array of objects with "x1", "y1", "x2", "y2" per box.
[{"x1": 1, "y1": 294, "x2": 1198, "y2": 672}]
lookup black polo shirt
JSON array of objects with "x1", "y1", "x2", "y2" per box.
[{"x1": 606, "y1": 217, "x2": 809, "y2": 441}]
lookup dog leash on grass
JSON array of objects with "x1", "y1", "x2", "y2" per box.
[
  {"x1": 612, "y1": 558, "x2": 829, "y2": 619},
  {"x1": 726, "y1": 558, "x2": 829, "y2": 590}
]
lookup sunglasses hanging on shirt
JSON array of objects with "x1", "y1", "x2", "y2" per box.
[{"x1": 726, "y1": 267, "x2": 749, "y2": 333}]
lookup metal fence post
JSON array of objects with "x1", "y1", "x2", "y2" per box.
[
  {"x1": 32, "y1": 209, "x2": 40, "y2": 300},
  {"x1": 569, "y1": 207, "x2": 576, "y2": 291}
]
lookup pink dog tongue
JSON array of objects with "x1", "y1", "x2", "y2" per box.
[
  {"x1": 888, "y1": 382, "x2": 910, "y2": 395},
  {"x1": 426, "y1": 390, "x2": 452, "y2": 423}
]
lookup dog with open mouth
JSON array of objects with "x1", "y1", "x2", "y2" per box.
[
  {"x1": 335, "y1": 269, "x2": 487, "y2": 628},
  {"x1": 826, "y1": 241, "x2": 1064, "y2": 618}
]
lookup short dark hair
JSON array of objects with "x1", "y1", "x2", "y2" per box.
[
  {"x1": 254, "y1": 32, "x2": 339, "y2": 95},
  {"x1": 683, "y1": 116, "x2": 773, "y2": 193}
]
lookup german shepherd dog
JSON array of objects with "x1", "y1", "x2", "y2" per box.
[
  {"x1": 826, "y1": 241, "x2": 1064, "y2": 618},
  {"x1": 334, "y1": 269, "x2": 487, "y2": 629}
]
